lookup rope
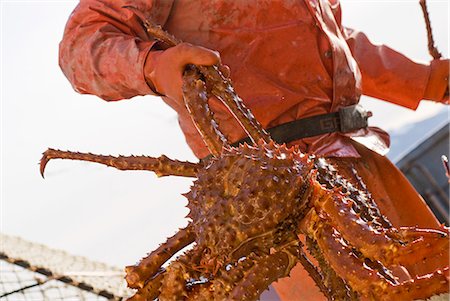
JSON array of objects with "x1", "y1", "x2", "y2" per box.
[{"x1": 419, "y1": 0, "x2": 442, "y2": 60}]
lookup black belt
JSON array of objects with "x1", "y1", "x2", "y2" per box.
[{"x1": 231, "y1": 104, "x2": 372, "y2": 147}]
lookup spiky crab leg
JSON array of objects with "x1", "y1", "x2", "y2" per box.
[
  {"x1": 202, "y1": 67, "x2": 271, "y2": 145},
  {"x1": 305, "y1": 236, "x2": 358, "y2": 300},
  {"x1": 40, "y1": 148, "x2": 199, "y2": 178},
  {"x1": 314, "y1": 222, "x2": 449, "y2": 301},
  {"x1": 227, "y1": 245, "x2": 298, "y2": 301},
  {"x1": 183, "y1": 68, "x2": 230, "y2": 157},
  {"x1": 316, "y1": 188, "x2": 449, "y2": 268},
  {"x1": 128, "y1": 248, "x2": 206, "y2": 301},
  {"x1": 155, "y1": 261, "x2": 191, "y2": 301},
  {"x1": 134, "y1": 16, "x2": 271, "y2": 145},
  {"x1": 126, "y1": 271, "x2": 164, "y2": 301},
  {"x1": 314, "y1": 158, "x2": 392, "y2": 229},
  {"x1": 189, "y1": 252, "x2": 260, "y2": 300},
  {"x1": 125, "y1": 226, "x2": 195, "y2": 289}
]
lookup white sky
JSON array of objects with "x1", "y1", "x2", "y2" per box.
[{"x1": 1, "y1": 0, "x2": 449, "y2": 268}]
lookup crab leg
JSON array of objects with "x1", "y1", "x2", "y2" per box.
[
  {"x1": 157, "y1": 261, "x2": 193, "y2": 301},
  {"x1": 305, "y1": 236, "x2": 357, "y2": 300},
  {"x1": 314, "y1": 223, "x2": 449, "y2": 301},
  {"x1": 127, "y1": 271, "x2": 164, "y2": 301},
  {"x1": 40, "y1": 148, "x2": 199, "y2": 178},
  {"x1": 389, "y1": 227, "x2": 449, "y2": 267},
  {"x1": 138, "y1": 19, "x2": 271, "y2": 146},
  {"x1": 125, "y1": 226, "x2": 195, "y2": 289},
  {"x1": 183, "y1": 68, "x2": 229, "y2": 157},
  {"x1": 315, "y1": 158, "x2": 392, "y2": 228},
  {"x1": 317, "y1": 190, "x2": 449, "y2": 267},
  {"x1": 227, "y1": 245, "x2": 298, "y2": 301},
  {"x1": 202, "y1": 68, "x2": 270, "y2": 145},
  {"x1": 131, "y1": 247, "x2": 209, "y2": 301}
]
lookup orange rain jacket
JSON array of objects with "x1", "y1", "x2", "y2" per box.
[
  {"x1": 59, "y1": 0, "x2": 448, "y2": 160},
  {"x1": 59, "y1": 1, "x2": 448, "y2": 300}
]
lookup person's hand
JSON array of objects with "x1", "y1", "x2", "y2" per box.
[
  {"x1": 144, "y1": 42, "x2": 227, "y2": 102},
  {"x1": 424, "y1": 59, "x2": 449, "y2": 104}
]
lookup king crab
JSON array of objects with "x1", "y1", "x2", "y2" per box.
[{"x1": 41, "y1": 19, "x2": 449, "y2": 301}]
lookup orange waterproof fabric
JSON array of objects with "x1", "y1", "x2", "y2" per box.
[
  {"x1": 59, "y1": 1, "x2": 447, "y2": 300},
  {"x1": 59, "y1": 0, "x2": 446, "y2": 159}
]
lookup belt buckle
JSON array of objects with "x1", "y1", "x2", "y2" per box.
[
  {"x1": 319, "y1": 116, "x2": 339, "y2": 132},
  {"x1": 338, "y1": 104, "x2": 371, "y2": 133}
]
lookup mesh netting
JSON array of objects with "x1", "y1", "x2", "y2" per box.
[{"x1": 0, "y1": 234, "x2": 134, "y2": 301}]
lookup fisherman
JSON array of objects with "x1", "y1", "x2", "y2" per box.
[{"x1": 59, "y1": 1, "x2": 449, "y2": 299}]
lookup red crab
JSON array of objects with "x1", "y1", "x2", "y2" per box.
[{"x1": 41, "y1": 21, "x2": 449, "y2": 301}]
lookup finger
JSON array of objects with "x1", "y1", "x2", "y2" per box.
[{"x1": 177, "y1": 43, "x2": 221, "y2": 66}]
